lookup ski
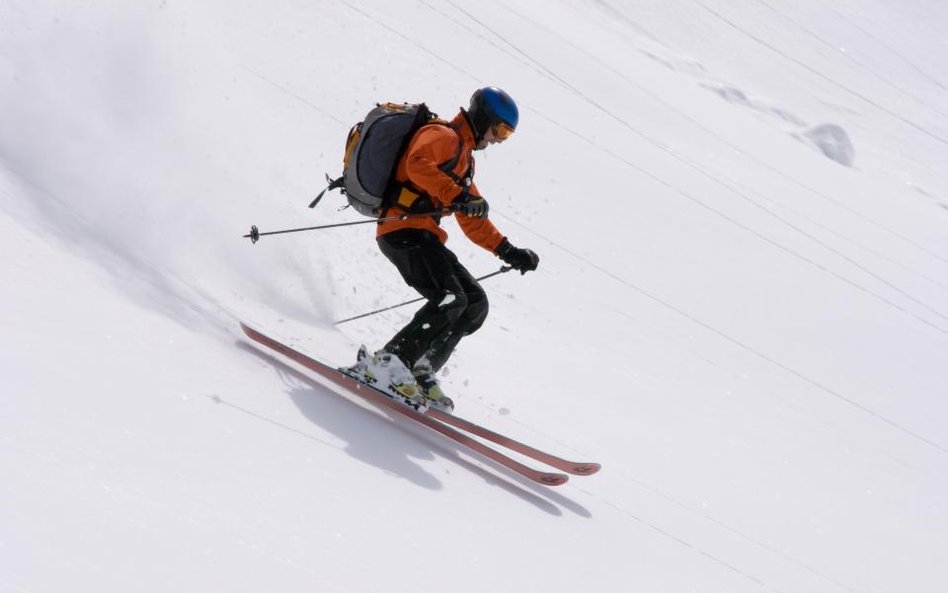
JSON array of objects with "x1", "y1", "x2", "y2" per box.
[
  {"x1": 425, "y1": 408, "x2": 601, "y2": 476},
  {"x1": 240, "y1": 323, "x2": 569, "y2": 486}
]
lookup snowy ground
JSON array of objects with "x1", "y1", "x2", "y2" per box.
[{"x1": 2, "y1": 1, "x2": 947, "y2": 592}]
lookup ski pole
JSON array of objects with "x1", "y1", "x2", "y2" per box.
[
  {"x1": 243, "y1": 210, "x2": 452, "y2": 244},
  {"x1": 334, "y1": 266, "x2": 513, "y2": 325}
]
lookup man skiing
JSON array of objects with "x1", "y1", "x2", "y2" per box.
[{"x1": 351, "y1": 87, "x2": 539, "y2": 412}]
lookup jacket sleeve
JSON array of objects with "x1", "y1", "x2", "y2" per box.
[
  {"x1": 455, "y1": 181, "x2": 505, "y2": 252},
  {"x1": 403, "y1": 126, "x2": 466, "y2": 206}
]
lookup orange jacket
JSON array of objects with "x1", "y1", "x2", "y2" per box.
[{"x1": 376, "y1": 112, "x2": 505, "y2": 253}]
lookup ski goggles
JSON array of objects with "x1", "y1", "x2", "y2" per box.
[{"x1": 493, "y1": 121, "x2": 515, "y2": 141}]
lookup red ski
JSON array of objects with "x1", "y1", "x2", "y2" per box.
[
  {"x1": 240, "y1": 323, "x2": 572, "y2": 486},
  {"x1": 426, "y1": 409, "x2": 600, "y2": 476}
]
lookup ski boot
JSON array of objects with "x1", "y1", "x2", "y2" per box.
[
  {"x1": 343, "y1": 346, "x2": 426, "y2": 410},
  {"x1": 342, "y1": 345, "x2": 373, "y2": 381},
  {"x1": 412, "y1": 365, "x2": 454, "y2": 413}
]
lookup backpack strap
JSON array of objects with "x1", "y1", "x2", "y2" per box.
[
  {"x1": 390, "y1": 123, "x2": 467, "y2": 218},
  {"x1": 309, "y1": 174, "x2": 345, "y2": 208},
  {"x1": 440, "y1": 122, "x2": 474, "y2": 193}
]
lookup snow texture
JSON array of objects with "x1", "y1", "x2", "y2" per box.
[
  {"x1": 802, "y1": 124, "x2": 856, "y2": 166},
  {"x1": 2, "y1": 1, "x2": 947, "y2": 592}
]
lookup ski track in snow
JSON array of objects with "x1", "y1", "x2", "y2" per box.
[{"x1": 3, "y1": 1, "x2": 948, "y2": 592}]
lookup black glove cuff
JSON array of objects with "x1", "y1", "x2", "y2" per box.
[
  {"x1": 451, "y1": 189, "x2": 471, "y2": 208},
  {"x1": 495, "y1": 237, "x2": 512, "y2": 257}
]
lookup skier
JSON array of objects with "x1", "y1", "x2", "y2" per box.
[{"x1": 352, "y1": 87, "x2": 539, "y2": 411}]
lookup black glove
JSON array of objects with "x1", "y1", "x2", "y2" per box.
[
  {"x1": 496, "y1": 238, "x2": 539, "y2": 275},
  {"x1": 452, "y1": 193, "x2": 489, "y2": 218}
]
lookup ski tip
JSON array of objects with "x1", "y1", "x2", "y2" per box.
[
  {"x1": 571, "y1": 463, "x2": 602, "y2": 476},
  {"x1": 540, "y1": 473, "x2": 570, "y2": 486}
]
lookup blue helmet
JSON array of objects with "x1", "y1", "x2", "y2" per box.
[{"x1": 468, "y1": 87, "x2": 518, "y2": 141}]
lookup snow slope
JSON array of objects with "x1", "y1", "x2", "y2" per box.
[{"x1": 2, "y1": 1, "x2": 947, "y2": 591}]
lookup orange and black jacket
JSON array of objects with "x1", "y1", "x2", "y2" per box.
[{"x1": 376, "y1": 111, "x2": 505, "y2": 253}]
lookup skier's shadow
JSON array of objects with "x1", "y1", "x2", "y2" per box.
[{"x1": 238, "y1": 343, "x2": 583, "y2": 516}]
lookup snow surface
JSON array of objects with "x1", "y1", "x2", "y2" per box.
[{"x1": 2, "y1": 1, "x2": 947, "y2": 591}]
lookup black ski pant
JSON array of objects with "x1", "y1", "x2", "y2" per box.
[{"x1": 378, "y1": 229, "x2": 489, "y2": 372}]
